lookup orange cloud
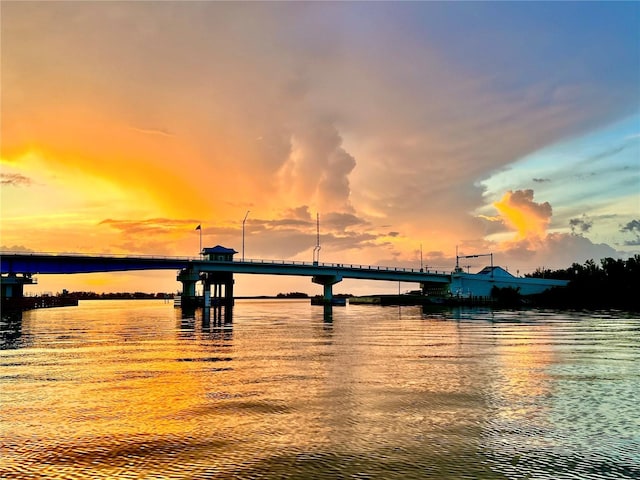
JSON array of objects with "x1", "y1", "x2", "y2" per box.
[{"x1": 493, "y1": 189, "x2": 552, "y2": 241}]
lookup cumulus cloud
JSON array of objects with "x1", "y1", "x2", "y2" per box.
[
  {"x1": 569, "y1": 214, "x2": 594, "y2": 234},
  {"x1": 0, "y1": 245, "x2": 35, "y2": 253},
  {"x1": 620, "y1": 219, "x2": 640, "y2": 233},
  {"x1": 282, "y1": 206, "x2": 313, "y2": 222},
  {"x1": 620, "y1": 219, "x2": 640, "y2": 246},
  {"x1": 493, "y1": 189, "x2": 552, "y2": 240},
  {"x1": 1, "y1": 173, "x2": 32, "y2": 186},
  {"x1": 497, "y1": 232, "x2": 619, "y2": 272},
  {"x1": 323, "y1": 212, "x2": 367, "y2": 230},
  {"x1": 479, "y1": 190, "x2": 624, "y2": 272},
  {"x1": 278, "y1": 120, "x2": 356, "y2": 213}
]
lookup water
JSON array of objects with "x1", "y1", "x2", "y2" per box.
[{"x1": 1, "y1": 300, "x2": 639, "y2": 479}]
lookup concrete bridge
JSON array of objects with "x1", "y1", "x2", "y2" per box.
[{"x1": 1, "y1": 249, "x2": 451, "y2": 307}]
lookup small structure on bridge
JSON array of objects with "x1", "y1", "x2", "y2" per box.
[{"x1": 202, "y1": 246, "x2": 237, "y2": 262}]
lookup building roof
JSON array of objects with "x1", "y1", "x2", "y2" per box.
[
  {"x1": 476, "y1": 266, "x2": 514, "y2": 277},
  {"x1": 202, "y1": 245, "x2": 238, "y2": 255}
]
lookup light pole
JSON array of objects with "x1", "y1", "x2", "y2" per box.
[{"x1": 242, "y1": 210, "x2": 250, "y2": 261}]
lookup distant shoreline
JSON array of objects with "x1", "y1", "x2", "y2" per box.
[
  {"x1": 74, "y1": 296, "x2": 312, "y2": 300},
  {"x1": 37, "y1": 294, "x2": 316, "y2": 301}
]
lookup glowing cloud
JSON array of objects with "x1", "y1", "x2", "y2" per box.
[
  {"x1": 278, "y1": 120, "x2": 356, "y2": 213},
  {"x1": 493, "y1": 189, "x2": 552, "y2": 241}
]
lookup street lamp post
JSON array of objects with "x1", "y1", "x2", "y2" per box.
[{"x1": 242, "y1": 210, "x2": 250, "y2": 261}]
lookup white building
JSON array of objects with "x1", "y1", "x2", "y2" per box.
[{"x1": 450, "y1": 266, "x2": 568, "y2": 298}]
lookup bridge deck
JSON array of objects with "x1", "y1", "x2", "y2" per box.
[{"x1": 1, "y1": 253, "x2": 451, "y2": 283}]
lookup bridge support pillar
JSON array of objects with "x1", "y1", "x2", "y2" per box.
[
  {"x1": 1, "y1": 273, "x2": 36, "y2": 312},
  {"x1": 312, "y1": 274, "x2": 342, "y2": 305},
  {"x1": 1, "y1": 273, "x2": 35, "y2": 299},
  {"x1": 201, "y1": 272, "x2": 234, "y2": 321},
  {"x1": 177, "y1": 268, "x2": 200, "y2": 308}
]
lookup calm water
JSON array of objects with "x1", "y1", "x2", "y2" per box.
[{"x1": 1, "y1": 300, "x2": 639, "y2": 479}]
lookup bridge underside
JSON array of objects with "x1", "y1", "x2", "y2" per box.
[
  {"x1": 420, "y1": 280, "x2": 451, "y2": 296},
  {"x1": 1, "y1": 255, "x2": 188, "y2": 274}
]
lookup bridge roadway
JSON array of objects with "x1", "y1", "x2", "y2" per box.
[
  {"x1": 1, "y1": 252, "x2": 451, "y2": 302},
  {"x1": 1, "y1": 252, "x2": 451, "y2": 282}
]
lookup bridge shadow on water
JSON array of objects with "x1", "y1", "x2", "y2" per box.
[
  {"x1": 0, "y1": 310, "x2": 25, "y2": 349},
  {"x1": 178, "y1": 303, "x2": 335, "y2": 330},
  {"x1": 177, "y1": 305, "x2": 235, "y2": 342}
]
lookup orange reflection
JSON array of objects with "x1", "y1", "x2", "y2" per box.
[{"x1": 492, "y1": 323, "x2": 555, "y2": 421}]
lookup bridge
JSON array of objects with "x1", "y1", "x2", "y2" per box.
[{"x1": 1, "y1": 248, "x2": 452, "y2": 308}]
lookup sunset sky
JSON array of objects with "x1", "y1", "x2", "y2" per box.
[{"x1": 1, "y1": 2, "x2": 639, "y2": 296}]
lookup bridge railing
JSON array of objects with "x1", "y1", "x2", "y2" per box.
[{"x1": 239, "y1": 258, "x2": 450, "y2": 275}]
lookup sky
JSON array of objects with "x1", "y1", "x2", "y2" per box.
[{"x1": 1, "y1": 1, "x2": 639, "y2": 296}]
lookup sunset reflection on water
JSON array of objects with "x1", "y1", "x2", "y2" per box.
[{"x1": 1, "y1": 300, "x2": 638, "y2": 479}]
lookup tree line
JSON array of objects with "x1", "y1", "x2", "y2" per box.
[
  {"x1": 60, "y1": 291, "x2": 174, "y2": 300},
  {"x1": 526, "y1": 255, "x2": 640, "y2": 310}
]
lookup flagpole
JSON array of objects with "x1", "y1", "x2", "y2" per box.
[{"x1": 196, "y1": 224, "x2": 202, "y2": 256}]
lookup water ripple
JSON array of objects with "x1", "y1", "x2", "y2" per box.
[{"x1": 2, "y1": 301, "x2": 639, "y2": 478}]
